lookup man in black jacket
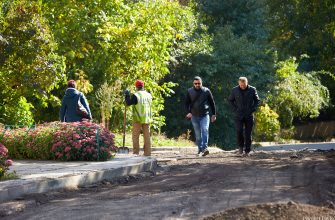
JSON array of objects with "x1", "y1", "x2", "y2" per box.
[
  {"x1": 185, "y1": 76, "x2": 216, "y2": 156},
  {"x1": 228, "y1": 77, "x2": 260, "y2": 155}
]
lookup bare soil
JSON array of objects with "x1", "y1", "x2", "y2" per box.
[
  {"x1": 1, "y1": 149, "x2": 335, "y2": 220},
  {"x1": 204, "y1": 203, "x2": 335, "y2": 220}
]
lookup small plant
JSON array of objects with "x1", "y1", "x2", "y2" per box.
[
  {"x1": 0, "y1": 143, "x2": 13, "y2": 179},
  {"x1": 254, "y1": 104, "x2": 281, "y2": 141}
]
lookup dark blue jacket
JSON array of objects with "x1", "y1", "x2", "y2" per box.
[{"x1": 59, "y1": 88, "x2": 92, "y2": 122}]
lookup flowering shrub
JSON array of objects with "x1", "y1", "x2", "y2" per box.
[
  {"x1": 0, "y1": 143, "x2": 13, "y2": 178},
  {"x1": 0, "y1": 122, "x2": 117, "y2": 161},
  {"x1": 1, "y1": 122, "x2": 60, "y2": 159},
  {"x1": 51, "y1": 121, "x2": 116, "y2": 161}
]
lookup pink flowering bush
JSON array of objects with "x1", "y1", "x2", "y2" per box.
[
  {"x1": 51, "y1": 121, "x2": 116, "y2": 161},
  {"x1": 1, "y1": 122, "x2": 61, "y2": 159},
  {"x1": 0, "y1": 143, "x2": 13, "y2": 178},
  {"x1": 0, "y1": 122, "x2": 117, "y2": 161}
]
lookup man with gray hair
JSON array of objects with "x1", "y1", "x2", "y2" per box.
[{"x1": 228, "y1": 77, "x2": 260, "y2": 155}]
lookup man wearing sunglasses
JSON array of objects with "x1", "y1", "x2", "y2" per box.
[{"x1": 185, "y1": 76, "x2": 217, "y2": 157}]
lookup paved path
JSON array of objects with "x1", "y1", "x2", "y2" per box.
[
  {"x1": 256, "y1": 142, "x2": 335, "y2": 151},
  {"x1": 0, "y1": 155, "x2": 156, "y2": 202}
]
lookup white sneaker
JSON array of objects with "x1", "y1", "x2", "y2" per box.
[{"x1": 197, "y1": 152, "x2": 203, "y2": 157}]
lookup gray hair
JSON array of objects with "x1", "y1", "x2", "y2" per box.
[{"x1": 239, "y1": 77, "x2": 248, "y2": 83}]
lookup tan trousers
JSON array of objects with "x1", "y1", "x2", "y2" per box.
[{"x1": 132, "y1": 122, "x2": 151, "y2": 156}]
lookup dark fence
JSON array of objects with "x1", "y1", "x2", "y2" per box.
[{"x1": 295, "y1": 121, "x2": 335, "y2": 140}]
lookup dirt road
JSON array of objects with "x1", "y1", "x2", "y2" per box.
[{"x1": 1, "y1": 149, "x2": 335, "y2": 220}]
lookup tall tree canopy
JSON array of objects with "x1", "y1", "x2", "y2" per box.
[
  {"x1": 267, "y1": 0, "x2": 335, "y2": 119},
  {"x1": 0, "y1": 0, "x2": 333, "y2": 147},
  {"x1": 163, "y1": 0, "x2": 274, "y2": 148}
]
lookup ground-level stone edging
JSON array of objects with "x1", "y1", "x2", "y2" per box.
[{"x1": 0, "y1": 156, "x2": 157, "y2": 202}]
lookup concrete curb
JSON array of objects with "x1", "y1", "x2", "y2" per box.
[
  {"x1": 255, "y1": 142, "x2": 335, "y2": 151},
  {"x1": 151, "y1": 146, "x2": 224, "y2": 153},
  {"x1": 0, "y1": 157, "x2": 157, "y2": 202}
]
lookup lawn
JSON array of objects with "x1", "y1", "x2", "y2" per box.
[{"x1": 114, "y1": 133, "x2": 194, "y2": 148}]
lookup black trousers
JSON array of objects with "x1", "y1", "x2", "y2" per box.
[{"x1": 235, "y1": 116, "x2": 254, "y2": 153}]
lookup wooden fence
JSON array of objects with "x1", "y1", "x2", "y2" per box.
[{"x1": 295, "y1": 121, "x2": 335, "y2": 140}]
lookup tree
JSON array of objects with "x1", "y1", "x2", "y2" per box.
[
  {"x1": 33, "y1": 0, "x2": 196, "y2": 130},
  {"x1": 162, "y1": 0, "x2": 274, "y2": 148},
  {"x1": 96, "y1": 0, "x2": 196, "y2": 131},
  {"x1": 267, "y1": 0, "x2": 335, "y2": 119},
  {"x1": 267, "y1": 58, "x2": 330, "y2": 128},
  {"x1": 95, "y1": 81, "x2": 121, "y2": 130},
  {"x1": 0, "y1": 0, "x2": 66, "y2": 125}
]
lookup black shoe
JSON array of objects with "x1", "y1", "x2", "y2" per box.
[{"x1": 202, "y1": 149, "x2": 209, "y2": 157}]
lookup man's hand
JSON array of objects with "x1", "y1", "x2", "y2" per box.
[
  {"x1": 211, "y1": 115, "x2": 216, "y2": 123},
  {"x1": 123, "y1": 89, "x2": 130, "y2": 96},
  {"x1": 186, "y1": 113, "x2": 192, "y2": 119}
]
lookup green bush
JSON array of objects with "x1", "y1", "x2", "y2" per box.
[
  {"x1": 278, "y1": 127, "x2": 295, "y2": 141},
  {"x1": 268, "y1": 58, "x2": 329, "y2": 128},
  {"x1": 0, "y1": 122, "x2": 117, "y2": 161},
  {"x1": 254, "y1": 104, "x2": 281, "y2": 141},
  {"x1": 2, "y1": 97, "x2": 34, "y2": 126}
]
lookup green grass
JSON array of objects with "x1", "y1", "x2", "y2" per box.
[
  {"x1": 114, "y1": 132, "x2": 194, "y2": 148},
  {"x1": 0, "y1": 171, "x2": 19, "y2": 181}
]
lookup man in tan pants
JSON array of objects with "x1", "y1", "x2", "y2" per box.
[{"x1": 124, "y1": 80, "x2": 152, "y2": 156}]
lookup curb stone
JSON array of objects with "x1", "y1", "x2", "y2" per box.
[
  {"x1": 151, "y1": 146, "x2": 224, "y2": 153},
  {"x1": 0, "y1": 157, "x2": 157, "y2": 202}
]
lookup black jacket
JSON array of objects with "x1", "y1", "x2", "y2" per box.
[
  {"x1": 185, "y1": 87, "x2": 216, "y2": 117},
  {"x1": 228, "y1": 85, "x2": 260, "y2": 119},
  {"x1": 125, "y1": 94, "x2": 138, "y2": 106}
]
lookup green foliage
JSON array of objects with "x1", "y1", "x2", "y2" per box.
[
  {"x1": 42, "y1": 0, "x2": 123, "y2": 101},
  {"x1": 267, "y1": 0, "x2": 335, "y2": 119},
  {"x1": 41, "y1": 0, "x2": 196, "y2": 131},
  {"x1": 268, "y1": 58, "x2": 330, "y2": 128},
  {"x1": 0, "y1": 0, "x2": 66, "y2": 124},
  {"x1": 163, "y1": 0, "x2": 274, "y2": 148},
  {"x1": 2, "y1": 96, "x2": 34, "y2": 126},
  {"x1": 0, "y1": 171, "x2": 18, "y2": 181},
  {"x1": 95, "y1": 81, "x2": 122, "y2": 129},
  {"x1": 254, "y1": 104, "x2": 280, "y2": 141},
  {"x1": 0, "y1": 0, "x2": 333, "y2": 147},
  {"x1": 267, "y1": 0, "x2": 335, "y2": 71},
  {"x1": 96, "y1": 0, "x2": 196, "y2": 130}
]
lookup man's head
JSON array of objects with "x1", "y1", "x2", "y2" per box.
[
  {"x1": 193, "y1": 76, "x2": 202, "y2": 90},
  {"x1": 135, "y1": 80, "x2": 144, "y2": 90},
  {"x1": 67, "y1": 80, "x2": 76, "y2": 88},
  {"x1": 238, "y1": 77, "x2": 248, "y2": 90}
]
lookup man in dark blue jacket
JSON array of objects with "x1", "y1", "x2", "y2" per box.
[
  {"x1": 228, "y1": 77, "x2": 260, "y2": 155},
  {"x1": 185, "y1": 76, "x2": 216, "y2": 157},
  {"x1": 59, "y1": 80, "x2": 92, "y2": 122}
]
